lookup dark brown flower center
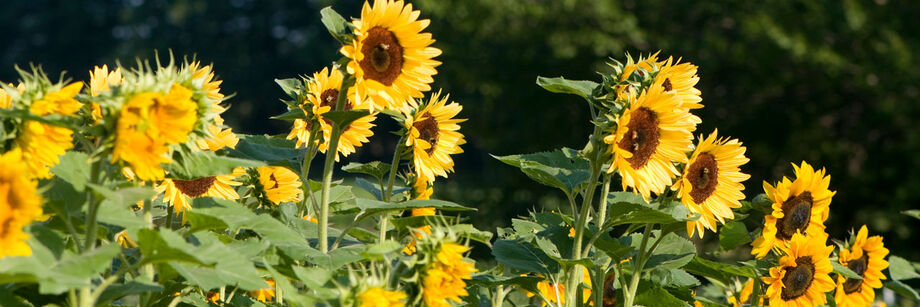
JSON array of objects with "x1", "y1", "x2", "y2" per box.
[
  {"x1": 603, "y1": 271, "x2": 617, "y2": 307},
  {"x1": 618, "y1": 107, "x2": 660, "y2": 169},
  {"x1": 843, "y1": 254, "x2": 869, "y2": 294},
  {"x1": 172, "y1": 177, "x2": 217, "y2": 197},
  {"x1": 269, "y1": 174, "x2": 280, "y2": 189},
  {"x1": 775, "y1": 192, "x2": 814, "y2": 240},
  {"x1": 781, "y1": 256, "x2": 816, "y2": 300},
  {"x1": 359, "y1": 27, "x2": 403, "y2": 86},
  {"x1": 662, "y1": 78, "x2": 673, "y2": 92},
  {"x1": 414, "y1": 117, "x2": 439, "y2": 155},
  {"x1": 686, "y1": 153, "x2": 719, "y2": 204},
  {"x1": 319, "y1": 89, "x2": 339, "y2": 109}
]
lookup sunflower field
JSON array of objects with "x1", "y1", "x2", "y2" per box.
[{"x1": 1, "y1": 1, "x2": 920, "y2": 307}]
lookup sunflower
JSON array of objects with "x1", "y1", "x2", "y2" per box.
[
  {"x1": 524, "y1": 268, "x2": 593, "y2": 306},
  {"x1": 403, "y1": 175, "x2": 435, "y2": 255},
  {"x1": 112, "y1": 85, "x2": 198, "y2": 181},
  {"x1": 286, "y1": 118, "x2": 315, "y2": 148},
  {"x1": 249, "y1": 280, "x2": 276, "y2": 303},
  {"x1": 16, "y1": 121, "x2": 75, "y2": 179},
  {"x1": 307, "y1": 67, "x2": 376, "y2": 160},
  {"x1": 615, "y1": 52, "x2": 660, "y2": 101},
  {"x1": 835, "y1": 225, "x2": 889, "y2": 307},
  {"x1": 114, "y1": 230, "x2": 138, "y2": 248},
  {"x1": 156, "y1": 168, "x2": 245, "y2": 214},
  {"x1": 89, "y1": 65, "x2": 123, "y2": 97},
  {"x1": 0, "y1": 86, "x2": 12, "y2": 108},
  {"x1": 763, "y1": 232, "x2": 835, "y2": 306},
  {"x1": 196, "y1": 123, "x2": 239, "y2": 151},
  {"x1": 0, "y1": 149, "x2": 44, "y2": 258},
  {"x1": 358, "y1": 287, "x2": 408, "y2": 307},
  {"x1": 29, "y1": 82, "x2": 83, "y2": 116},
  {"x1": 751, "y1": 161, "x2": 835, "y2": 258},
  {"x1": 341, "y1": 0, "x2": 442, "y2": 111},
  {"x1": 404, "y1": 91, "x2": 465, "y2": 183},
  {"x1": 422, "y1": 242, "x2": 476, "y2": 307},
  {"x1": 257, "y1": 166, "x2": 302, "y2": 205},
  {"x1": 673, "y1": 130, "x2": 750, "y2": 238},
  {"x1": 605, "y1": 83, "x2": 697, "y2": 200}
]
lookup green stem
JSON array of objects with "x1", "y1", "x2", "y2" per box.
[
  {"x1": 624, "y1": 224, "x2": 652, "y2": 307},
  {"x1": 299, "y1": 128, "x2": 320, "y2": 218},
  {"x1": 597, "y1": 174, "x2": 612, "y2": 226},
  {"x1": 317, "y1": 74, "x2": 351, "y2": 253},
  {"x1": 379, "y1": 136, "x2": 406, "y2": 242},
  {"x1": 83, "y1": 160, "x2": 103, "y2": 251}
]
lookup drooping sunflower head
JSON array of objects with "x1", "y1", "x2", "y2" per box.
[
  {"x1": 403, "y1": 91, "x2": 466, "y2": 183},
  {"x1": 341, "y1": 0, "x2": 442, "y2": 111},
  {"x1": 763, "y1": 232, "x2": 835, "y2": 306},
  {"x1": 835, "y1": 225, "x2": 889, "y2": 307},
  {"x1": 157, "y1": 168, "x2": 245, "y2": 214},
  {"x1": 0, "y1": 149, "x2": 44, "y2": 258},
  {"x1": 256, "y1": 166, "x2": 302, "y2": 205},
  {"x1": 419, "y1": 239, "x2": 476, "y2": 307},
  {"x1": 307, "y1": 67, "x2": 377, "y2": 160},
  {"x1": 673, "y1": 130, "x2": 750, "y2": 238},
  {"x1": 605, "y1": 83, "x2": 697, "y2": 200},
  {"x1": 751, "y1": 161, "x2": 835, "y2": 258},
  {"x1": 357, "y1": 286, "x2": 408, "y2": 307}
]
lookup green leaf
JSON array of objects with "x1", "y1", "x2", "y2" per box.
[
  {"x1": 97, "y1": 280, "x2": 165, "y2": 304},
  {"x1": 136, "y1": 228, "x2": 213, "y2": 265},
  {"x1": 304, "y1": 244, "x2": 364, "y2": 269},
  {"x1": 342, "y1": 161, "x2": 391, "y2": 180},
  {"x1": 50, "y1": 151, "x2": 90, "y2": 191},
  {"x1": 337, "y1": 198, "x2": 474, "y2": 215},
  {"x1": 493, "y1": 148, "x2": 590, "y2": 195},
  {"x1": 719, "y1": 221, "x2": 751, "y2": 250},
  {"x1": 229, "y1": 134, "x2": 304, "y2": 164},
  {"x1": 275, "y1": 78, "x2": 304, "y2": 99},
  {"x1": 645, "y1": 232, "x2": 696, "y2": 270},
  {"x1": 362, "y1": 241, "x2": 403, "y2": 260},
  {"x1": 293, "y1": 266, "x2": 333, "y2": 290},
  {"x1": 351, "y1": 178, "x2": 408, "y2": 201},
  {"x1": 634, "y1": 281, "x2": 691, "y2": 307},
  {"x1": 86, "y1": 184, "x2": 154, "y2": 209},
  {"x1": 682, "y1": 257, "x2": 756, "y2": 286},
  {"x1": 536, "y1": 76, "x2": 599, "y2": 100},
  {"x1": 165, "y1": 150, "x2": 264, "y2": 180},
  {"x1": 192, "y1": 198, "x2": 315, "y2": 260},
  {"x1": 888, "y1": 256, "x2": 920, "y2": 281},
  {"x1": 271, "y1": 108, "x2": 307, "y2": 121},
  {"x1": 903, "y1": 209, "x2": 920, "y2": 221},
  {"x1": 320, "y1": 6, "x2": 352, "y2": 44},
  {"x1": 469, "y1": 274, "x2": 542, "y2": 293},
  {"x1": 323, "y1": 109, "x2": 372, "y2": 130},
  {"x1": 593, "y1": 231, "x2": 635, "y2": 262},
  {"x1": 885, "y1": 279, "x2": 920, "y2": 300},
  {"x1": 448, "y1": 224, "x2": 494, "y2": 246},
  {"x1": 492, "y1": 239, "x2": 560, "y2": 275},
  {"x1": 832, "y1": 261, "x2": 863, "y2": 280},
  {"x1": 96, "y1": 202, "x2": 147, "y2": 229},
  {"x1": 605, "y1": 192, "x2": 694, "y2": 227},
  {"x1": 0, "y1": 288, "x2": 31, "y2": 307}
]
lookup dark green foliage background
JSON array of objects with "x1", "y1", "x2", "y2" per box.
[{"x1": 3, "y1": 0, "x2": 920, "y2": 259}]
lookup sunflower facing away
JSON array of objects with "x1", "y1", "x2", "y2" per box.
[
  {"x1": 615, "y1": 52, "x2": 660, "y2": 101},
  {"x1": 751, "y1": 161, "x2": 835, "y2": 259},
  {"x1": 763, "y1": 232, "x2": 835, "y2": 307},
  {"x1": 156, "y1": 168, "x2": 246, "y2": 214},
  {"x1": 112, "y1": 84, "x2": 198, "y2": 181},
  {"x1": 404, "y1": 91, "x2": 465, "y2": 183},
  {"x1": 17, "y1": 82, "x2": 83, "y2": 179},
  {"x1": 605, "y1": 83, "x2": 697, "y2": 200},
  {"x1": 358, "y1": 287, "x2": 407, "y2": 307},
  {"x1": 422, "y1": 242, "x2": 476, "y2": 307},
  {"x1": 0, "y1": 149, "x2": 44, "y2": 258},
  {"x1": 310, "y1": 67, "x2": 376, "y2": 159},
  {"x1": 673, "y1": 130, "x2": 750, "y2": 238},
  {"x1": 341, "y1": 0, "x2": 442, "y2": 111},
  {"x1": 257, "y1": 166, "x2": 302, "y2": 205},
  {"x1": 835, "y1": 225, "x2": 889, "y2": 307}
]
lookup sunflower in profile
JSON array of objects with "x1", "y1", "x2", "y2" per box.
[
  {"x1": 0, "y1": 85, "x2": 13, "y2": 108},
  {"x1": 422, "y1": 242, "x2": 476, "y2": 307},
  {"x1": 286, "y1": 118, "x2": 316, "y2": 148},
  {"x1": 156, "y1": 168, "x2": 246, "y2": 214},
  {"x1": 404, "y1": 91, "x2": 465, "y2": 183},
  {"x1": 17, "y1": 82, "x2": 83, "y2": 178},
  {"x1": 256, "y1": 166, "x2": 302, "y2": 205},
  {"x1": 605, "y1": 83, "x2": 696, "y2": 200},
  {"x1": 308, "y1": 67, "x2": 376, "y2": 160},
  {"x1": 615, "y1": 52, "x2": 660, "y2": 101},
  {"x1": 88, "y1": 65, "x2": 123, "y2": 122},
  {"x1": 673, "y1": 130, "x2": 750, "y2": 238},
  {"x1": 249, "y1": 280, "x2": 276, "y2": 303},
  {"x1": 524, "y1": 268, "x2": 592, "y2": 306},
  {"x1": 358, "y1": 287, "x2": 407, "y2": 307},
  {"x1": 751, "y1": 161, "x2": 835, "y2": 258},
  {"x1": 403, "y1": 174, "x2": 435, "y2": 255},
  {"x1": 763, "y1": 232, "x2": 835, "y2": 306},
  {"x1": 0, "y1": 149, "x2": 44, "y2": 258},
  {"x1": 341, "y1": 0, "x2": 442, "y2": 111},
  {"x1": 835, "y1": 225, "x2": 889, "y2": 307}
]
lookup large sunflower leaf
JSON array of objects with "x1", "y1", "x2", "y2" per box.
[
  {"x1": 888, "y1": 256, "x2": 920, "y2": 281},
  {"x1": 605, "y1": 192, "x2": 695, "y2": 227},
  {"x1": 719, "y1": 221, "x2": 751, "y2": 251},
  {"x1": 320, "y1": 6, "x2": 352, "y2": 45},
  {"x1": 229, "y1": 134, "x2": 304, "y2": 165},
  {"x1": 682, "y1": 256, "x2": 756, "y2": 286},
  {"x1": 165, "y1": 150, "x2": 264, "y2": 180},
  {"x1": 492, "y1": 239, "x2": 560, "y2": 276},
  {"x1": 536, "y1": 76, "x2": 599, "y2": 101},
  {"x1": 493, "y1": 147, "x2": 590, "y2": 196}
]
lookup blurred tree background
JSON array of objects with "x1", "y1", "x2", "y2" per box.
[{"x1": 3, "y1": 0, "x2": 920, "y2": 259}]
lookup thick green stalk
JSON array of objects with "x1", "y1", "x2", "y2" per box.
[
  {"x1": 597, "y1": 174, "x2": 612, "y2": 226},
  {"x1": 317, "y1": 74, "x2": 350, "y2": 253},
  {"x1": 565, "y1": 128, "x2": 606, "y2": 307},
  {"x1": 83, "y1": 160, "x2": 103, "y2": 251},
  {"x1": 298, "y1": 128, "x2": 320, "y2": 217},
  {"x1": 623, "y1": 224, "x2": 652, "y2": 307},
  {"x1": 379, "y1": 136, "x2": 405, "y2": 242}
]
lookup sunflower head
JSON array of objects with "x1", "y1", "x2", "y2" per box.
[
  {"x1": 673, "y1": 130, "x2": 750, "y2": 238},
  {"x1": 357, "y1": 286, "x2": 408, "y2": 307},
  {"x1": 751, "y1": 161, "x2": 835, "y2": 258},
  {"x1": 306, "y1": 67, "x2": 377, "y2": 160},
  {"x1": 835, "y1": 225, "x2": 889, "y2": 307},
  {"x1": 0, "y1": 149, "x2": 44, "y2": 258},
  {"x1": 341, "y1": 0, "x2": 442, "y2": 111},
  {"x1": 419, "y1": 239, "x2": 476, "y2": 307},
  {"x1": 762, "y1": 232, "x2": 835, "y2": 306},
  {"x1": 256, "y1": 166, "x2": 303, "y2": 205},
  {"x1": 403, "y1": 91, "x2": 466, "y2": 183},
  {"x1": 605, "y1": 83, "x2": 697, "y2": 200},
  {"x1": 156, "y1": 168, "x2": 245, "y2": 214}
]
